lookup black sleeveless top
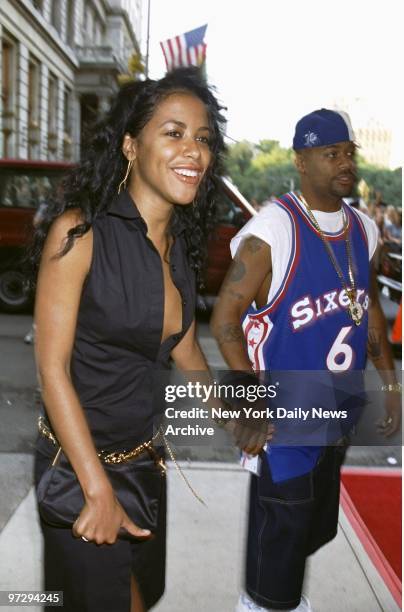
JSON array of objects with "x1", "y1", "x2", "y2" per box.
[{"x1": 68, "y1": 190, "x2": 196, "y2": 449}]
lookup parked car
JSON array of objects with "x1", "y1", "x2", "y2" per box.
[
  {"x1": 0, "y1": 159, "x2": 73, "y2": 312},
  {"x1": 199, "y1": 177, "x2": 255, "y2": 307},
  {"x1": 377, "y1": 246, "x2": 402, "y2": 304},
  {"x1": 0, "y1": 161, "x2": 255, "y2": 313}
]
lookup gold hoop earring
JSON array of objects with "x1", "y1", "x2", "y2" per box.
[{"x1": 118, "y1": 159, "x2": 134, "y2": 194}]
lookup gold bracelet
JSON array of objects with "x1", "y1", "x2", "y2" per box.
[{"x1": 381, "y1": 383, "x2": 402, "y2": 393}]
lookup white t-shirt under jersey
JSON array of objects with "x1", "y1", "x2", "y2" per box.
[{"x1": 230, "y1": 196, "x2": 378, "y2": 306}]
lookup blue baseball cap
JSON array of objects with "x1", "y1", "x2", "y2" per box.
[{"x1": 293, "y1": 108, "x2": 355, "y2": 150}]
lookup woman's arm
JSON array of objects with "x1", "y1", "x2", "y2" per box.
[
  {"x1": 35, "y1": 211, "x2": 149, "y2": 543},
  {"x1": 171, "y1": 319, "x2": 208, "y2": 371}
]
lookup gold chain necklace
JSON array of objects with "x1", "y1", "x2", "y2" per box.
[{"x1": 299, "y1": 194, "x2": 363, "y2": 326}]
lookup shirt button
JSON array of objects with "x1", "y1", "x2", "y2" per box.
[
  {"x1": 182, "y1": 299, "x2": 187, "y2": 306},
  {"x1": 171, "y1": 264, "x2": 177, "y2": 272}
]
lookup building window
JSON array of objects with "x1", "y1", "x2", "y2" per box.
[
  {"x1": 28, "y1": 56, "x2": 41, "y2": 158},
  {"x1": 51, "y1": 0, "x2": 62, "y2": 34},
  {"x1": 93, "y1": 17, "x2": 98, "y2": 44},
  {"x1": 1, "y1": 33, "x2": 18, "y2": 157},
  {"x1": 63, "y1": 88, "x2": 72, "y2": 134},
  {"x1": 48, "y1": 74, "x2": 58, "y2": 133},
  {"x1": 33, "y1": 0, "x2": 43, "y2": 12},
  {"x1": 63, "y1": 87, "x2": 73, "y2": 159},
  {"x1": 48, "y1": 73, "x2": 58, "y2": 155},
  {"x1": 1, "y1": 36, "x2": 17, "y2": 114},
  {"x1": 28, "y1": 56, "x2": 40, "y2": 126},
  {"x1": 66, "y1": 0, "x2": 75, "y2": 47},
  {"x1": 85, "y1": 6, "x2": 94, "y2": 41}
]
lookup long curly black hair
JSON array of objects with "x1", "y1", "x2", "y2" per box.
[{"x1": 28, "y1": 67, "x2": 226, "y2": 287}]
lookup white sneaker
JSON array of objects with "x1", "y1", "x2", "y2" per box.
[
  {"x1": 24, "y1": 324, "x2": 35, "y2": 344},
  {"x1": 235, "y1": 592, "x2": 269, "y2": 611},
  {"x1": 235, "y1": 593, "x2": 313, "y2": 612},
  {"x1": 24, "y1": 330, "x2": 34, "y2": 344},
  {"x1": 292, "y1": 595, "x2": 313, "y2": 612}
]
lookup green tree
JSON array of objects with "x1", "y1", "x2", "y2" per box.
[
  {"x1": 357, "y1": 164, "x2": 401, "y2": 205},
  {"x1": 118, "y1": 52, "x2": 145, "y2": 85},
  {"x1": 225, "y1": 141, "x2": 298, "y2": 202},
  {"x1": 226, "y1": 141, "x2": 254, "y2": 175},
  {"x1": 225, "y1": 140, "x2": 402, "y2": 206},
  {"x1": 254, "y1": 140, "x2": 293, "y2": 166}
]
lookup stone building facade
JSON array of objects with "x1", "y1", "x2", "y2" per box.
[
  {"x1": 333, "y1": 96, "x2": 394, "y2": 169},
  {"x1": 0, "y1": 0, "x2": 142, "y2": 161}
]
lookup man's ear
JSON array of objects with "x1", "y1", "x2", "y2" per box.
[
  {"x1": 294, "y1": 151, "x2": 306, "y2": 174},
  {"x1": 122, "y1": 133, "x2": 137, "y2": 161}
]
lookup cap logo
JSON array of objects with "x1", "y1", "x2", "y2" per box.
[
  {"x1": 304, "y1": 131, "x2": 319, "y2": 147},
  {"x1": 293, "y1": 109, "x2": 354, "y2": 150}
]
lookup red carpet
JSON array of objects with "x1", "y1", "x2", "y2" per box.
[{"x1": 341, "y1": 468, "x2": 401, "y2": 580}]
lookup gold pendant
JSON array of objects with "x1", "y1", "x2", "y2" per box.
[{"x1": 348, "y1": 301, "x2": 363, "y2": 326}]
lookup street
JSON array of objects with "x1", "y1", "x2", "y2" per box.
[{"x1": 0, "y1": 296, "x2": 401, "y2": 533}]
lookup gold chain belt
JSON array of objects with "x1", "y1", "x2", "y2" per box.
[
  {"x1": 38, "y1": 416, "x2": 165, "y2": 467},
  {"x1": 38, "y1": 416, "x2": 205, "y2": 504}
]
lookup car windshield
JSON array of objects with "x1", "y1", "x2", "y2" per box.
[
  {"x1": 0, "y1": 169, "x2": 65, "y2": 209},
  {"x1": 215, "y1": 191, "x2": 244, "y2": 227}
]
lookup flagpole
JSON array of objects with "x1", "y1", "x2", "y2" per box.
[{"x1": 145, "y1": 0, "x2": 151, "y2": 78}]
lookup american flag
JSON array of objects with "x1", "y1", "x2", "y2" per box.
[{"x1": 160, "y1": 25, "x2": 207, "y2": 72}]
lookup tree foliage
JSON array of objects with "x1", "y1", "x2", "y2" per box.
[
  {"x1": 224, "y1": 140, "x2": 402, "y2": 206},
  {"x1": 117, "y1": 52, "x2": 145, "y2": 86},
  {"x1": 357, "y1": 164, "x2": 402, "y2": 205}
]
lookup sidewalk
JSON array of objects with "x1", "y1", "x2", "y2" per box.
[{"x1": 0, "y1": 462, "x2": 399, "y2": 612}]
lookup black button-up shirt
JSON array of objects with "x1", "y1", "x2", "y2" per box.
[{"x1": 69, "y1": 190, "x2": 196, "y2": 448}]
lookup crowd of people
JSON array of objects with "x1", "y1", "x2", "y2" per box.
[{"x1": 365, "y1": 198, "x2": 402, "y2": 252}]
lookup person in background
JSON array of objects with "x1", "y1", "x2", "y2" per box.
[
  {"x1": 374, "y1": 205, "x2": 386, "y2": 244},
  {"x1": 383, "y1": 205, "x2": 402, "y2": 247}
]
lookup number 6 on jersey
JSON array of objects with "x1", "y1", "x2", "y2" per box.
[{"x1": 326, "y1": 326, "x2": 354, "y2": 371}]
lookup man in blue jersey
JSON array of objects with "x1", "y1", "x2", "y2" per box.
[{"x1": 211, "y1": 109, "x2": 401, "y2": 611}]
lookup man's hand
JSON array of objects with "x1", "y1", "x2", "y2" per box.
[
  {"x1": 368, "y1": 262, "x2": 401, "y2": 439},
  {"x1": 376, "y1": 391, "x2": 402, "y2": 437},
  {"x1": 232, "y1": 416, "x2": 274, "y2": 456},
  {"x1": 221, "y1": 396, "x2": 275, "y2": 456}
]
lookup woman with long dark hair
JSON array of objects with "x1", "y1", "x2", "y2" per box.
[{"x1": 32, "y1": 67, "x2": 225, "y2": 611}]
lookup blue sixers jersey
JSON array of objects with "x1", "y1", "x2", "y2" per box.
[{"x1": 242, "y1": 192, "x2": 370, "y2": 481}]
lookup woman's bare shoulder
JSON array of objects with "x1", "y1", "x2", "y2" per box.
[
  {"x1": 42, "y1": 208, "x2": 93, "y2": 274},
  {"x1": 48, "y1": 207, "x2": 89, "y2": 236}
]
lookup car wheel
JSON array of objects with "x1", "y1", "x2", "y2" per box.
[{"x1": 0, "y1": 269, "x2": 31, "y2": 313}]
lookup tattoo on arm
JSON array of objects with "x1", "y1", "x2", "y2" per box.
[
  {"x1": 224, "y1": 287, "x2": 244, "y2": 301},
  {"x1": 228, "y1": 260, "x2": 246, "y2": 282},
  {"x1": 216, "y1": 323, "x2": 245, "y2": 346},
  {"x1": 367, "y1": 327, "x2": 382, "y2": 359},
  {"x1": 245, "y1": 237, "x2": 264, "y2": 254}
]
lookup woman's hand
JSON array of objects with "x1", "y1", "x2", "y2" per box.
[{"x1": 72, "y1": 485, "x2": 152, "y2": 545}]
